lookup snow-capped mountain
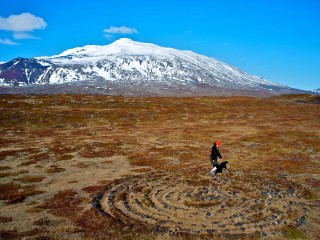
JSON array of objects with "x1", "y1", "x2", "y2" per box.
[
  {"x1": 0, "y1": 38, "x2": 299, "y2": 95},
  {"x1": 312, "y1": 88, "x2": 320, "y2": 93}
]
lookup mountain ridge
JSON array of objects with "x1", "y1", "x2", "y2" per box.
[{"x1": 0, "y1": 38, "x2": 309, "y2": 96}]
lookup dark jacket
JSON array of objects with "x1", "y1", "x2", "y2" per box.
[{"x1": 210, "y1": 143, "x2": 222, "y2": 160}]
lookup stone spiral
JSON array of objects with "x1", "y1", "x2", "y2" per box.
[{"x1": 93, "y1": 171, "x2": 308, "y2": 237}]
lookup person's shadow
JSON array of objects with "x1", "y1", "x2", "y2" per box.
[{"x1": 216, "y1": 161, "x2": 228, "y2": 174}]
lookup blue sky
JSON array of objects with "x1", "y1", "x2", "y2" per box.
[{"x1": 1, "y1": 0, "x2": 319, "y2": 90}]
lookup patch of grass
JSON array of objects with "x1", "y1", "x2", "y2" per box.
[
  {"x1": 26, "y1": 206, "x2": 45, "y2": 214},
  {"x1": 82, "y1": 185, "x2": 104, "y2": 196},
  {"x1": 286, "y1": 209, "x2": 300, "y2": 221},
  {"x1": 248, "y1": 212, "x2": 264, "y2": 222},
  {"x1": 0, "y1": 230, "x2": 18, "y2": 239},
  {"x1": 184, "y1": 178, "x2": 211, "y2": 187},
  {"x1": 74, "y1": 208, "x2": 152, "y2": 240},
  {"x1": 305, "y1": 178, "x2": 320, "y2": 188},
  {"x1": 132, "y1": 168, "x2": 152, "y2": 173},
  {"x1": 0, "y1": 216, "x2": 13, "y2": 223},
  {"x1": 0, "y1": 172, "x2": 11, "y2": 178},
  {"x1": 57, "y1": 154, "x2": 74, "y2": 161},
  {"x1": 0, "y1": 138, "x2": 21, "y2": 148},
  {"x1": 301, "y1": 188, "x2": 318, "y2": 200},
  {"x1": 129, "y1": 153, "x2": 154, "y2": 167},
  {"x1": 16, "y1": 175, "x2": 45, "y2": 183},
  {"x1": 16, "y1": 169, "x2": 29, "y2": 175},
  {"x1": 0, "y1": 150, "x2": 20, "y2": 161},
  {"x1": 43, "y1": 189, "x2": 84, "y2": 220},
  {"x1": 45, "y1": 165, "x2": 66, "y2": 173},
  {"x1": 33, "y1": 217, "x2": 58, "y2": 227},
  {"x1": 101, "y1": 160, "x2": 113, "y2": 164},
  {"x1": 282, "y1": 225, "x2": 307, "y2": 239},
  {"x1": 270, "y1": 94, "x2": 320, "y2": 105},
  {"x1": 115, "y1": 191, "x2": 127, "y2": 202},
  {"x1": 0, "y1": 183, "x2": 24, "y2": 201},
  {"x1": 0, "y1": 169, "x2": 30, "y2": 178},
  {"x1": 0, "y1": 166, "x2": 11, "y2": 171},
  {"x1": 19, "y1": 152, "x2": 51, "y2": 166},
  {"x1": 0, "y1": 228, "x2": 49, "y2": 240},
  {"x1": 73, "y1": 162, "x2": 89, "y2": 168},
  {"x1": 132, "y1": 185, "x2": 144, "y2": 192},
  {"x1": 68, "y1": 180, "x2": 79, "y2": 184},
  {"x1": 79, "y1": 142, "x2": 121, "y2": 158},
  {"x1": 33, "y1": 128, "x2": 57, "y2": 137},
  {"x1": 49, "y1": 143, "x2": 78, "y2": 156},
  {"x1": 0, "y1": 182, "x2": 43, "y2": 204}
]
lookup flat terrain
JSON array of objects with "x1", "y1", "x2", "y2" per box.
[{"x1": 0, "y1": 94, "x2": 319, "y2": 239}]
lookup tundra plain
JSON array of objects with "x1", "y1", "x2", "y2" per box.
[{"x1": 0, "y1": 94, "x2": 319, "y2": 239}]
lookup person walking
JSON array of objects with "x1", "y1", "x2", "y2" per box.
[{"x1": 209, "y1": 140, "x2": 222, "y2": 177}]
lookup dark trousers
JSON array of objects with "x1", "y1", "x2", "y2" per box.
[{"x1": 210, "y1": 157, "x2": 218, "y2": 167}]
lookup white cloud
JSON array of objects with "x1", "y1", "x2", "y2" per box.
[
  {"x1": 0, "y1": 13, "x2": 47, "y2": 32},
  {"x1": 103, "y1": 26, "x2": 138, "y2": 35},
  {"x1": 0, "y1": 38, "x2": 18, "y2": 45},
  {"x1": 0, "y1": 13, "x2": 46, "y2": 45},
  {"x1": 13, "y1": 32, "x2": 39, "y2": 40}
]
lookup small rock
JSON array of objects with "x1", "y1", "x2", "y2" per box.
[
  {"x1": 151, "y1": 225, "x2": 161, "y2": 234},
  {"x1": 275, "y1": 210, "x2": 281, "y2": 216},
  {"x1": 234, "y1": 222, "x2": 244, "y2": 227},
  {"x1": 260, "y1": 191, "x2": 267, "y2": 197},
  {"x1": 206, "y1": 229, "x2": 215, "y2": 234},
  {"x1": 288, "y1": 188, "x2": 295, "y2": 195},
  {"x1": 297, "y1": 215, "x2": 307, "y2": 227}
]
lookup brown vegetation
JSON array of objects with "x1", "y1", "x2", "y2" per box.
[
  {"x1": 43, "y1": 189, "x2": 84, "y2": 219},
  {"x1": 0, "y1": 182, "x2": 43, "y2": 203},
  {"x1": 0, "y1": 94, "x2": 319, "y2": 239}
]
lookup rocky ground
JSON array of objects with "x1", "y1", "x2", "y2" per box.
[
  {"x1": 0, "y1": 80, "x2": 312, "y2": 97},
  {"x1": 0, "y1": 94, "x2": 319, "y2": 239},
  {"x1": 95, "y1": 170, "x2": 312, "y2": 239}
]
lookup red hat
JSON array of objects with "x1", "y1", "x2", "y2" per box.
[{"x1": 215, "y1": 140, "x2": 221, "y2": 146}]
